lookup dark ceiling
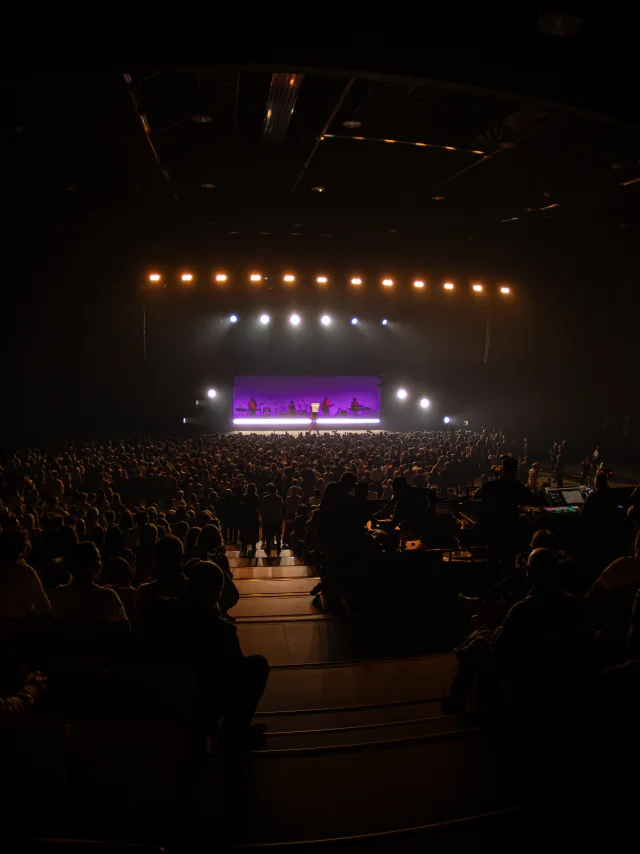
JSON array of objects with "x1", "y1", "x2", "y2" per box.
[{"x1": 5, "y1": 10, "x2": 640, "y2": 282}]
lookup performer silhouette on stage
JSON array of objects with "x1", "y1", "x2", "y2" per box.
[
  {"x1": 350, "y1": 397, "x2": 360, "y2": 415},
  {"x1": 287, "y1": 400, "x2": 296, "y2": 415},
  {"x1": 321, "y1": 396, "x2": 331, "y2": 417},
  {"x1": 248, "y1": 397, "x2": 257, "y2": 417},
  {"x1": 308, "y1": 403, "x2": 320, "y2": 435}
]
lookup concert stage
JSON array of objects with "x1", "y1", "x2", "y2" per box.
[{"x1": 232, "y1": 374, "x2": 382, "y2": 428}]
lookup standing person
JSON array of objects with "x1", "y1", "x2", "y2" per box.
[
  {"x1": 321, "y1": 396, "x2": 331, "y2": 417},
  {"x1": 262, "y1": 484, "x2": 284, "y2": 555},
  {"x1": 527, "y1": 462, "x2": 540, "y2": 491},
  {"x1": 555, "y1": 454, "x2": 566, "y2": 489},
  {"x1": 581, "y1": 457, "x2": 592, "y2": 486},
  {"x1": 248, "y1": 398, "x2": 257, "y2": 418},
  {"x1": 240, "y1": 484, "x2": 260, "y2": 558}
]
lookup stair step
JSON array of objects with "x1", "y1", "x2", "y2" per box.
[
  {"x1": 232, "y1": 565, "x2": 314, "y2": 580},
  {"x1": 228, "y1": 556, "x2": 307, "y2": 568},
  {"x1": 258, "y1": 654, "x2": 457, "y2": 713},
  {"x1": 262, "y1": 713, "x2": 469, "y2": 749},
  {"x1": 230, "y1": 595, "x2": 325, "y2": 620},
  {"x1": 187, "y1": 729, "x2": 519, "y2": 845},
  {"x1": 255, "y1": 697, "x2": 445, "y2": 731},
  {"x1": 236, "y1": 578, "x2": 319, "y2": 595}
]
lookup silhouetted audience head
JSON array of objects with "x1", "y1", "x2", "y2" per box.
[
  {"x1": 0, "y1": 530, "x2": 30, "y2": 561},
  {"x1": 154, "y1": 534, "x2": 184, "y2": 579},
  {"x1": 526, "y1": 548, "x2": 559, "y2": 589},
  {"x1": 187, "y1": 560, "x2": 224, "y2": 609},
  {"x1": 65, "y1": 542, "x2": 102, "y2": 586}
]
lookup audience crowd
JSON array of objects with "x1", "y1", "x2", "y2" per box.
[{"x1": 1, "y1": 428, "x2": 639, "y2": 744}]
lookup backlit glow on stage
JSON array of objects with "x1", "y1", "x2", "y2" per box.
[
  {"x1": 232, "y1": 375, "x2": 381, "y2": 425},
  {"x1": 232, "y1": 417, "x2": 381, "y2": 426}
]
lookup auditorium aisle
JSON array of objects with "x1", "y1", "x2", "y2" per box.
[{"x1": 174, "y1": 547, "x2": 534, "y2": 849}]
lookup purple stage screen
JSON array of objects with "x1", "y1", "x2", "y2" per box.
[{"x1": 232, "y1": 375, "x2": 381, "y2": 424}]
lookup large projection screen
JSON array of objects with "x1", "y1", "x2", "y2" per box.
[{"x1": 232, "y1": 375, "x2": 382, "y2": 426}]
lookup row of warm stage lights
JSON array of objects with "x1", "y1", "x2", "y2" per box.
[{"x1": 146, "y1": 272, "x2": 512, "y2": 295}]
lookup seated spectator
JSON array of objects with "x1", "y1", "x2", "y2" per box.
[
  {"x1": 195, "y1": 524, "x2": 239, "y2": 616},
  {"x1": 104, "y1": 556, "x2": 137, "y2": 622},
  {"x1": 492, "y1": 548, "x2": 584, "y2": 708},
  {"x1": 0, "y1": 666, "x2": 48, "y2": 714},
  {"x1": 584, "y1": 530, "x2": 640, "y2": 659},
  {"x1": 0, "y1": 530, "x2": 52, "y2": 619},
  {"x1": 136, "y1": 534, "x2": 187, "y2": 622},
  {"x1": 52, "y1": 542, "x2": 129, "y2": 624},
  {"x1": 148, "y1": 561, "x2": 269, "y2": 750}
]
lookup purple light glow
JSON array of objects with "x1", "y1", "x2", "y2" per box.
[{"x1": 232, "y1": 375, "x2": 381, "y2": 422}]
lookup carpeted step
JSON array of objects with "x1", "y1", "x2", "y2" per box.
[
  {"x1": 258, "y1": 654, "x2": 457, "y2": 713},
  {"x1": 236, "y1": 577, "x2": 319, "y2": 595},
  {"x1": 260, "y1": 712, "x2": 469, "y2": 750}
]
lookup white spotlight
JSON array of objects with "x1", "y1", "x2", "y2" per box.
[
  {"x1": 206, "y1": 388, "x2": 217, "y2": 399},
  {"x1": 229, "y1": 314, "x2": 238, "y2": 323},
  {"x1": 351, "y1": 317, "x2": 358, "y2": 325},
  {"x1": 289, "y1": 313, "x2": 301, "y2": 326},
  {"x1": 443, "y1": 416, "x2": 451, "y2": 424},
  {"x1": 396, "y1": 388, "x2": 408, "y2": 400},
  {"x1": 182, "y1": 417, "x2": 187, "y2": 424},
  {"x1": 320, "y1": 314, "x2": 331, "y2": 326},
  {"x1": 381, "y1": 318, "x2": 388, "y2": 326},
  {"x1": 419, "y1": 397, "x2": 431, "y2": 409},
  {"x1": 259, "y1": 314, "x2": 270, "y2": 325}
]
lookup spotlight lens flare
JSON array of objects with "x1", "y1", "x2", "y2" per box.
[
  {"x1": 283, "y1": 274, "x2": 295, "y2": 283},
  {"x1": 382, "y1": 278, "x2": 394, "y2": 287},
  {"x1": 229, "y1": 314, "x2": 238, "y2": 323},
  {"x1": 443, "y1": 282, "x2": 455, "y2": 291},
  {"x1": 351, "y1": 317, "x2": 358, "y2": 325},
  {"x1": 148, "y1": 273, "x2": 161, "y2": 282},
  {"x1": 215, "y1": 273, "x2": 228, "y2": 282},
  {"x1": 206, "y1": 388, "x2": 217, "y2": 399},
  {"x1": 500, "y1": 286, "x2": 511, "y2": 294},
  {"x1": 413, "y1": 280, "x2": 425, "y2": 288},
  {"x1": 397, "y1": 388, "x2": 408, "y2": 400},
  {"x1": 443, "y1": 416, "x2": 451, "y2": 424},
  {"x1": 180, "y1": 273, "x2": 193, "y2": 283},
  {"x1": 350, "y1": 277, "x2": 362, "y2": 285},
  {"x1": 381, "y1": 319, "x2": 388, "y2": 326},
  {"x1": 289, "y1": 313, "x2": 301, "y2": 326},
  {"x1": 419, "y1": 397, "x2": 431, "y2": 409},
  {"x1": 316, "y1": 276, "x2": 328, "y2": 284},
  {"x1": 259, "y1": 314, "x2": 270, "y2": 325},
  {"x1": 250, "y1": 273, "x2": 262, "y2": 282},
  {"x1": 472, "y1": 284, "x2": 484, "y2": 293},
  {"x1": 320, "y1": 315, "x2": 331, "y2": 326}
]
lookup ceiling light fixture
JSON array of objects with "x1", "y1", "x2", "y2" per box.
[
  {"x1": 432, "y1": 195, "x2": 446, "y2": 201},
  {"x1": 201, "y1": 183, "x2": 215, "y2": 189},
  {"x1": 413, "y1": 280, "x2": 425, "y2": 289},
  {"x1": 472, "y1": 284, "x2": 484, "y2": 293},
  {"x1": 215, "y1": 273, "x2": 227, "y2": 282},
  {"x1": 320, "y1": 315, "x2": 332, "y2": 326},
  {"x1": 343, "y1": 120, "x2": 362, "y2": 129},
  {"x1": 316, "y1": 276, "x2": 328, "y2": 284},
  {"x1": 250, "y1": 273, "x2": 262, "y2": 282},
  {"x1": 311, "y1": 186, "x2": 325, "y2": 193},
  {"x1": 382, "y1": 278, "x2": 394, "y2": 287},
  {"x1": 500, "y1": 286, "x2": 511, "y2": 295},
  {"x1": 443, "y1": 282, "x2": 455, "y2": 291},
  {"x1": 350, "y1": 277, "x2": 362, "y2": 285},
  {"x1": 180, "y1": 273, "x2": 194, "y2": 283},
  {"x1": 148, "y1": 273, "x2": 161, "y2": 283},
  {"x1": 283, "y1": 274, "x2": 295, "y2": 283},
  {"x1": 192, "y1": 115, "x2": 212, "y2": 123}
]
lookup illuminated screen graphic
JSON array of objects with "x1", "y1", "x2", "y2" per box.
[{"x1": 232, "y1": 375, "x2": 381, "y2": 426}]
